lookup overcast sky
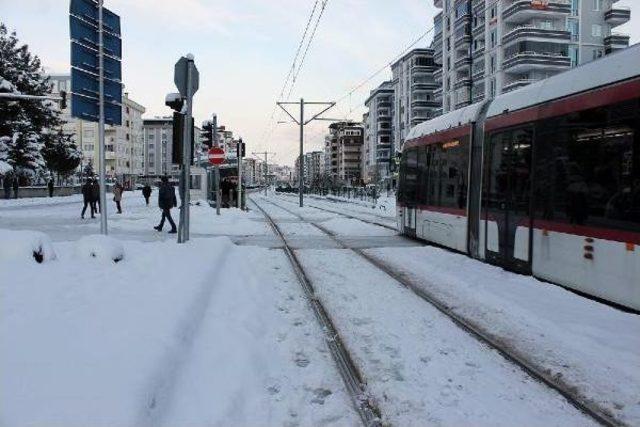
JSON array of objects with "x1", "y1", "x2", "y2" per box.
[{"x1": 2, "y1": 0, "x2": 639, "y2": 166}]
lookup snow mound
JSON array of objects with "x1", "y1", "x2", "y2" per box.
[
  {"x1": 75, "y1": 235, "x2": 125, "y2": 263},
  {"x1": 0, "y1": 229, "x2": 56, "y2": 263}
]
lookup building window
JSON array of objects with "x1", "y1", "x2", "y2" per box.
[
  {"x1": 569, "y1": 46, "x2": 579, "y2": 66},
  {"x1": 593, "y1": 0, "x2": 601, "y2": 11},
  {"x1": 592, "y1": 24, "x2": 602, "y2": 37},
  {"x1": 490, "y1": 29, "x2": 497, "y2": 48},
  {"x1": 571, "y1": 0, "x2": 580, "y2": 16}
]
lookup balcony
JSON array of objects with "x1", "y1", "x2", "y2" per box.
[
  {"x1": 472, "y1": 63, "x2": 485, "y2": 79},
  {"x1": 455, "y1": 99, "x2": 472, "y2": 109},
  {"x1": 455, "y1": 56, "x2": 473, "y2": 69},
  {"x1": 434, "y1": 31, "x2": 443, "y2": 45},
  {"x1": 472, "y1": 23, "x2": 485, "y2": 38},
  {"x1": 434, "y1": 68, "x2": 443, "y2": 83},
  {"x1": 455, "y1": 33, "x2": 472, "y2": 49},
  {"x1": 412, "y1": 97, "x2": 440, "y2": 108},
  {"x1": 503, "y1": 78, "x2": 538, "y2": 92},
  {"x1": 454, "y1": 77, "x2": 472, "y2": 90},
  {"x1": 503, "y1": 0, "x2": 571, "y2": 24},
  {"x1": 412, "y1": 79, "x2": 439, "y2": 90},
  {"x1": 502, "y1": 26, "x2": 571, "y2": 45},
  {"x1": 605, "y1": 6, "x2": 631, "y2": 27},
  {"x1": 434, "y1": 50, "x2": 443, "y2": 65},
  {"x1": 472, "y1": 45, "x2": 486, "y2": 58},
  {"x1": 604, "y1": 32, "x2": 630, "y2": 54},
  {"x1": 472, "y1": 0, "x2": 485, "y2": 13},
  {"x1": 503, "y1": 51, "x2": 571, "y2": 73}
]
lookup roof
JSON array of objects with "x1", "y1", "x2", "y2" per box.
[
  {"x1": 406, "y1": 101, "x2": 485, "y2": 141},
  {"x1": 487, "y1": 43, "x2": 640, "y2": 118}
]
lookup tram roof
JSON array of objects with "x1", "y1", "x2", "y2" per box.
[
  {"x1": 406, "y1": 102, "x2": 485, "y2": 143},
  {"x1": 486, "y1": 43, "x2": 640, "y2": 118}
]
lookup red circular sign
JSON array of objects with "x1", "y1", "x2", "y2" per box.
[{"x1": 208, "y1": 147, "x2": 225, "y2": 165}]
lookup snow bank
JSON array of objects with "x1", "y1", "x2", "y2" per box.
[
  {"x1": 75, "y1": 235, "x2": 125, "y2": 262},
  {"x1": 0, "y1": 229, "x2": 56, "y2": 263}
]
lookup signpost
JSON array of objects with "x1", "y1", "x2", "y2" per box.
[
  {"x1": 173, "y1": 55, "x2": 199, "y2": 243},
  {"x1": 69, "y1": 0, "x2": 122, "y2": 235}
]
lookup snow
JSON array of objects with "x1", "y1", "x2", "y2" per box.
[
  {"x1": 297, "y1": 248, "x2": 596, "y2": 426},
  {"x1": 0, "y1": 229, "x2": 56, "y2": 262},
  {"x1": 366, "y1": 245, "x2": 640, "y2": 425},
  {"x1": 0, "y1": 233, "x2": 357, "y2": 426},
  {"x1": 75, "y1": 234, "x2": 125, "y2": 262},
  {"x1": 406, "y1": 101, "x2": 484, "y2": 142}
]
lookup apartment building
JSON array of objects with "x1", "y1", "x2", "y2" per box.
[
  {"x1": 433, "y1": 0, "x2": 631, "y2": 113},
  {"x1": 48, "y1": 75, "x2": 146, "y2": 179},
  {"x1": 363, "y1": 81, "x2": 394, "y2": 184},
  {"x1": 295, "y1": 151, "x2": 324, "y2": 186},
  {"x1": 142, "y1": 117, "x2": 175, "y2": 176},
  {"x1": 391, "y1": 48, "x2": 441, "y2": 150},
  {"x1": 324, "y1": 122, "x2": 364, "y2": 185}
]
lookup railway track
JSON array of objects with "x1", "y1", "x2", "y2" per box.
[
  {"x1": 254, "y1": 195, "x2": 624, "y2": 427},
  {"x1": 248, "y1": 197, "x2": 382, "y2": 427}
]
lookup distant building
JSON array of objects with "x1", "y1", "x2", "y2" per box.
[
  {"x1": 391, "y1": 48, "x2": 440, "y2": 150},
  {"x1": 142, "y1": 117, "x2": 175, "y2": 176},
  {"x1": 433, "y1": 0, "x2": 631, "y2": 113},
  {"x1": 325, "y1": 122, "x2": 364, "y2": 185},
  {"x1": 363, "y1": 81, "x2": 394, "y2": 185}
]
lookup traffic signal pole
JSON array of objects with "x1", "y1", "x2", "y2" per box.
[
  {"x1": 276, "y1": 99, "x2": 336, "y2": 207},
  {"x1": 237, "y1": 139, "x2": 243, "y2": 210},
  {"x1": 97, "y1": 0, "x2": 107, "y2": 235},
  {"x1": 213, "y1": 114, "x2": 221, "y2": 216}
]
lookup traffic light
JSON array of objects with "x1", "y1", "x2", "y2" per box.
[
  {"x1": 201, "y1": 121, "x2": 214, "y2": 148},
  {"x1": 165, "y1": 92, "x2": 185, "y2": 112},
  {"x1": 59, "y1": 90, "x2": 67, "y2": 110},
  {"x1": 172, "y1": 113, "x2": 195, "y2": 165},
  {"x1": 237, "y1": 138, "x2": 246, "y2": 158}
]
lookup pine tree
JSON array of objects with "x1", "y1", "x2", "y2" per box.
[
  {"x1": 0, "y1": 23, "x2": 63, "y2": 179},
  {"x1": 42, "y1": 129, "x2": 82, "y2": 179}
]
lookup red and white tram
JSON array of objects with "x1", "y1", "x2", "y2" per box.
[{"x1": 398, "y1": 44, "x2": 640, "y2": 311}]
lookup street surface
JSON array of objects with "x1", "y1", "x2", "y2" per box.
[{"x1": 0, "y1": 191, "x2": 638, "y2": 426}]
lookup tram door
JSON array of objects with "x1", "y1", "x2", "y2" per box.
[
  {"x1": 484, "y1": 127, "x2": 533, "y2": 273},
  {"x1": 402, "y1": 148, "x2": 419, "y2": 236}
]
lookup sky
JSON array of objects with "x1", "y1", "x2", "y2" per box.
[{"x1": 2, "y1": 0, "x2": 639, "y2": 166}]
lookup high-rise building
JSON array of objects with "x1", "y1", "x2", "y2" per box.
[
  {"x1": 433, "y1": 0, "x2": 631, "y2": 113},
  {"x1": 142, "y1": 117, "x2": 175, "y2": 176},
  {"x1": 390, "y1": 48, "x2": 441, "y2": 151},
  {"x1": 325, "y1": 122, "x2": 364, "y2": 185},
  {"x1": 363, "y1": 81, "x2": 394, "y2": 184}
]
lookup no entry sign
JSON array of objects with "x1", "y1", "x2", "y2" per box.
[{"x1": 208, "y1": 147, "x2": 225, "y2": 165}]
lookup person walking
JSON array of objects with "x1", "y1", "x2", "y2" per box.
[
  {"x1": 113, "y1": 181, "x2": 123, "y2": 214},
  {"x1": 154, "y1": 176, "x2": 177, "y2": 234},
  {"x1": 142, "y1": 183, "x2": 152, "y2": 206},
  {"x1": 12, "y1": 176, "x2": 19, "y2": 199},
  {"x1": 90, "y1": 178, "x2": 100, "y2": 215},
  {"x1": 81, "y1": 179, "x2": 94, "y2": 219},
  {"x1": 2, "y1": 175, "x2": 11, "y2": 199},
  {"x1": 48, "y1": 179, "x2": 54, "y2": 197}
]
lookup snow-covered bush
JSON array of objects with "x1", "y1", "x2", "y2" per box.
[
  {"x1": 75, "y1": 235, "x2": 125, "y2": 263},
  {"x1": 0, "y1": 229, "x2": 56, "y2": 263}
]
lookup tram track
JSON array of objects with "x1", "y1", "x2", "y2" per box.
[
  {"x1": 248, "y1": 197, "x2": 383, "y2": 427},
  {"x1": 255, "y1": 195, "x2": 625, "y2": 427}
]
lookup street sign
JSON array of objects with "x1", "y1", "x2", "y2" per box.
[
  {"x1": 208, "y1": 147, "x2": 225, "y2": 165},
  {"x1": 69, "y1": 0, "x2": 122, "y2": 126},
  {"x1": 174, "y1": 57, "x2": 200, "y2": 97}
]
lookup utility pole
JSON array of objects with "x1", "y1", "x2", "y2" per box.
[
  {"x1": 237, "y1": 138, "x2": 244, "y2": 210},
  {"x1": 252, "y1": 151, "x2": 275, "y2": 196},
  {"x1": 97, "y1": 0, "x2": 108, "y2": 235},
  {"x1": 276, "y1": 99, "x2": 336, "y2": 207},
  {"x1": 212, "y1": 114, "x2": 221, "y2": 215}
]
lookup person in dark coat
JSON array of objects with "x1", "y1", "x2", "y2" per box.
[
  {"x1": 81, "y1": 179, "x2": 94, "y2": 219},
  {"x1": 154, "y1": 176, "x2": 177, "y2": 233},
  {"x1": 12, "y1": 176, "x2": 19, "y2": 199},
  {"x1": 48, "y1": 179, "x2": 54, "y2": 197},
  {"x1": 2, "y1": 175, "x2": 11, "y2": 199},
  {"x1": 90, "y1": 178, "x2": 100, "y2": 215},
  {"x1": 142, "y1": 183, "x2": 152, "y2": 206}
]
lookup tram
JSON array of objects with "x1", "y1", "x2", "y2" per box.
[{"x1": 398, "y1": 44, "x2": 640, "y2": 311}]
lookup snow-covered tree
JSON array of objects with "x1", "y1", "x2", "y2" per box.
[
  {"x1": 0, "y1": 23, "x2": 63, "y2": 179},
  {"x1": 42, "y1": 130, "x2": 82, "y2": 180}
]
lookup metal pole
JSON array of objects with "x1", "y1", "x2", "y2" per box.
[
  {"x1": 237, "y1": 141, "x2": 242, "y2": 209},
  {"x1": 98, "y1": 0, "x2": 107, "y2": 235},
  {"x1": 213, "y1": 114, "x2": 220, "y2": 216},
  {"x1": 179, "y1": 59, "x2": 194, "y2": 243},
  {"x1": 264, "y1": 152, "x2": 268, "y2": 196},
  {"x1": 299, "y1": 98, "x2": 304, "y2": 207}
]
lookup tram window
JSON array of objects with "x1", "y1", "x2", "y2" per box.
[
  {"x1": 418, "y1": 147, "x2": 429, "y2": 205},
  {"x1": 534, "y1": 99, "x2": 639, "y2": 232},
  {"x1": 404, "y1": 148, "x2": 419, "y2": 203}
]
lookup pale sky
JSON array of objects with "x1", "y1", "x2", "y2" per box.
[{"x1": 2, "y1": 0, "x2": 639, "y2": 166}]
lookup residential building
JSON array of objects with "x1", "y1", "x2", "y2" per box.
[
  {"x1": 326, "y1": 122, "x2": 364, "y2": 185},
  {"x1": 295, "y1": 151, "x2": 324, "y2": 186},
  {"x1": 391, "y1": 48, "x2": 441, "y2": 151},
  {"x1": 433, "y1": 0, "x2": 631, "y2": 113},
  {"x1": 142, "y1": 117, "x2": 175, "y2": 176},
  {"x1": 363, "y1": 81, "x2": 394, "y2": 185}
]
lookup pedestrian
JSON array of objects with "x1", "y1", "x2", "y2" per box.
[
  {"x1": 2, "y1": 175, "x2": 11, "y2": 199},
  {"x1": 48, "y1": 178, "x2": 54, "y2": 197},
  {"x1": 154, "y1": 176, "x2": 177, "y2": 234},
  {"x1": 113, "y1": 181, "x2": 123, "y2": 214},
  {"x1": 142, "y1": 183, "x2": 152, "y2": 206},
  {"x1": 81, "y1": 179, "x2": 94, "y2": 219},
  {"x1": 91, "y1": 178, "x2": 100, "y2": 215},
  {"x1": 12, "y1": 176, "x2": 19, "y2": 199}
]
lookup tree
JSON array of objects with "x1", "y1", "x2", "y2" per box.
[
  {"x1": 0, "y1": 23, "x2": 63, "y2": 179},
  {"x1": 42, "y1": 129, "x2": 82, "y2": 180}
]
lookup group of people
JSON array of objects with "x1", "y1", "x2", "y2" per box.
[
  {"x1": 80, "y1": 176, "x2": 178, "y2": 234},
  {"x1": 2, "y1": 175, "x2": 20, "y2": 199}
]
